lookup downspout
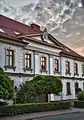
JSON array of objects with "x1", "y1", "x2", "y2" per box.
[
  {"x1": 60, "y1": 53, "x2": 62, "y2": 100},
  {"x1": 60, "y1": 53, "x2": 62, "y2": 76},
  {"x1": 48, "y1": 54, "x2": 50, "y2": 102},
  {"x1": 49, "y1": 54, "x2": 50, "y2": 75},
  {"x1": 33, "y1": 51, "x2": 35, "y2": 76}
]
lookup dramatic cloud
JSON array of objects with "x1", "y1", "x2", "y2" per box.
[
  {"x1": 0, "y1": 0, "x2": 84, "y2": 56},
  {"x1": 6, "y1": 0, "x2": 39, "y2": 7}
]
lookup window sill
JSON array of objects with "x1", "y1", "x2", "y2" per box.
[
  {"x1": 54, "y1": 71, "x2": 60, "y2": 74},
  {"x1": 66, "y1": 94, "x2": 72, "y2": 96},
  {"x1": 23, "y1": 68, "x2": 33, "y2": 72},
  {"x1": 74, "y1": 73, "x2": 79, "y2": 76},
  {"x1": 40, "y1": 69, "x2": 48, "y2": 73},
  {"x1": 65, "y1": 72, "x2": 71, "y2": 75},
  {"x1": 4, "y1": 65, "x2": 16, "y2": 71}
]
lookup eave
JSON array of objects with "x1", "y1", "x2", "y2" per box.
[
  {"x1": 22, "y1": 36, "x2": 63, "y2": 50},
  {"x1": 60, "y1": 52, "x2": 84, "y2": 62},
  {"x1": 0, "y1": 36, "x2": 28, "y2": 47}
]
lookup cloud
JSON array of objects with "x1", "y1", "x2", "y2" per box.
[
  {"x1": 74, "y1": 45, "x2": 84, "y2": 56},
  {"x1": 6, "y1": 0, "x2": 39, "y2": 7}
]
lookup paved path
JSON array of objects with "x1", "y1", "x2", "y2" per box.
[
  {"x1": 35, "y1": 112, "x2": 84, "y2": 120},
  {"x1": 0, "y1": 108, "x2": 84, "y2": 120}
]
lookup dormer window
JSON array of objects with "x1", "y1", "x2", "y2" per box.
[
  {"x1": 42, "y1": 28, "x2": 48, "y2": 42},
  {"x1": 0, "y1": 28, "x2": 5, "y2": 33},
  {"x1": 14, "y1": 31, "x2": 20, "y2": 35}
]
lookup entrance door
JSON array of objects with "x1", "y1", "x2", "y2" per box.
[{"x1": 39, "y1": 94, "x2": 48, "y2": 102}]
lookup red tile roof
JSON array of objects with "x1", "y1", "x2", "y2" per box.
[
  {"x1": 0, "y1": 15, "x2": 41, "y2": 40},
  {"x1": 60, "y1": 47, "x2": 84, "y2": 60},
  {"x1": 0, "y1": 15, "x2": 84, "y2": 60}
]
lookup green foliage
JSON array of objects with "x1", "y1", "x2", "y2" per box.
[
  {"x1": 0, "y1": 67, "x2": 14, "y2": 100},
  {"x1": 0, "y1": 101, "x2": 8, "y2": 106},
  {"x1": 77, "y1": 91, "x2": 84, "y2": 101},
  {"x1": 0, "y1": 101, "x2": 71, "y2": 116},
  {"x1": 16, "y1": 76, "x2": 62, "y2": 103},
  {"x1": 16, "y1": 83, "x2": 39, "y2": 103},
  {"x1": 32, "y1": 76, "x2": 62, "y2": 95},
  {"x1": 74, "y1": 101, "x2": 84, "y2": 108},
  {"x1": 75, "y1": 88, "x2": 82, "y2": 95}
]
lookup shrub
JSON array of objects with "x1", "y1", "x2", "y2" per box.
[
  {"x1": 0, "y1": 101, "x2": 71, "y2": 117},
  {"x1": 74, "y1": 101, "x2": 84, "y2": 108},
  {"x1": 16, "y1": 75, "x2": 62, "y2": 103},
  {"x1": 0, "y1": 67, "x2": 14, "y2": 100},
  {"x1": 0, "y1": 101, "x2": 8, "y2": 106},
  {"x1": 75, "y1": 88, "x2": 82, "y2": 95},
  {"x1": 77, "y1": 92, "x2": 84, "y2": 101}
]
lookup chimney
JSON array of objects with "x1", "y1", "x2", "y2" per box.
[{"x1": 31, "y1": 23, "x2": 40, "y2": 31}]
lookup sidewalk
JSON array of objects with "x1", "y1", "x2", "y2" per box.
[{"x1": 0, "y1": 108, "x2": 84, "y2": 120}]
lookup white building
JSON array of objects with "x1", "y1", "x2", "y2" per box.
[{"x1": 0, "y1": 15, "x2": 84, "y2": 101}]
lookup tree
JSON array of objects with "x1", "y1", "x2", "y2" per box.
[
  {"x1": 16, "y1": 75, "x2": 62, "y2": 103},
  {"x1": 75, "y1": 88, "x2": 82, "y2": 95},
  {"x1": 0, "y1": 67, "x2": 14, "y2": 100},
  {"x1": 77, "y1": 91, "x2": 84, "y2": 101}
]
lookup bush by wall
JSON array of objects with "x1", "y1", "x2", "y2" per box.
[
  {"x1": 0, "y1": 101, "x2": 8, "y2": 106},
  {"x1": 0, "y1": 101, "x2": 71, "y2": 117},
  {"x1": 74, "y1": 101, "x2": 84, "y2": 108},
  {"x1": 75, "y1": 88, "x2": 82, "y2": 95},
  {"x1": 77, "y1": 92, "x2": 84, "y2": 101}
]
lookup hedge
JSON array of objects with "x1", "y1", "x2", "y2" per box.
[
  {"x1": 74, "y1": 101, "x2": 84, "y2": 108},
  {"x1": 0, "y1": 101, "x2": 71, "y2": 117}
]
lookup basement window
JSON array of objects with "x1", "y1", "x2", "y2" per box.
[{"x1": 0, "y1": 28, "x2": 5, "y2": 33}]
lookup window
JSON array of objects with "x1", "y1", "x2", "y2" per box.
[
  {"x1": 83, "y1": 83, "x2": 84, "y2": 91},
  {"x1": 41, "y1": 57, "x2": 46, "y2": 70},
  {"x1": 0, "y1": 28, "x2": 5, "y2": 33},
  {"x1": 66, "y1": 61, "x2": 70, "y2": 73},
  {"x1": 54, "y1": 59, "x2": 59, "y2": 72},
  {"x1": 74, "y1": 63, "x2": 78, "y2": 75},
  {"x1": 25, "y1": 54, "x2": 31, "y2": 70},
  {"x1": 66, "y1": 82, "x2": 71, "y2": 95},
  {"x1": 82, "y1": 64, "x2": 84, "y2": 75},
  {"x1": 75, "y1": 82, "x2": 78, "y2": 89},
  {"x1": 75, "y1": 82, "x2": 79, "y2": 94},
  {"x1": 7, "y1": 49, "x2": 14, "y2": 66},
  {"x1": 14, "y1": 31, "x2": 20, "y2": 35},
  {"x1": 12, "y1": 80, "x2": 14, "y2": 88}
]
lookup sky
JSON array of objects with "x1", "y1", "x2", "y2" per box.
[
  {"x1": 6, "y1": 0, "x2": 39, "y2": 7},
  {"x1": 1, "y1": 0, "x2": 84, "y2": 56}
]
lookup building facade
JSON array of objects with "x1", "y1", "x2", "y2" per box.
[{"x1": 0, "y1": 15, "x2": 84, "y2": 101}]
